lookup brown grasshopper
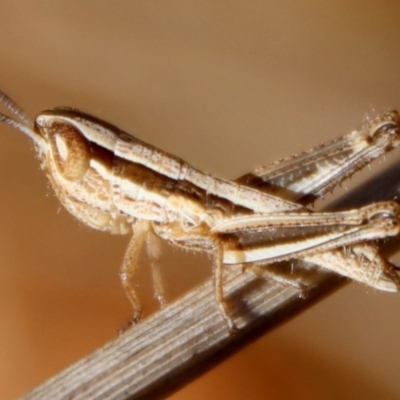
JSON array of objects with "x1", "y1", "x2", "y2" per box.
[{"x1": 1, "y1": 89, "x2": 400, "y2": 329}]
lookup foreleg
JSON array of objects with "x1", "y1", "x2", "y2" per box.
[
  {"x1": 212, "y1": 242, "x2": 237, "y2": 330},
  {"x1": 121, "y1": 220, "x2": 149, "y2": 323}
]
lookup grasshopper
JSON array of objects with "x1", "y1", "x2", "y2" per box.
[{"x1": 1, "y1": 89, "x2": 400, "y2": 329}]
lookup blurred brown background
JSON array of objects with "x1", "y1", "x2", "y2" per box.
[{"x1": 1, "y1": 1, "x2": 400, "y2": 399}]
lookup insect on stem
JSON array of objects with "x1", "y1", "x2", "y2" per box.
[{"x1": 1, "y1": 90, "x2": 400, "y2": 329}]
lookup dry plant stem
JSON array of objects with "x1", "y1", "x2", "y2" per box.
[
  {"x1": 20, "y1": 160, "x2": 400, "y2": 400},
  {"x1": 21, "y1": 266, "x2": 344, "y2": 400}
]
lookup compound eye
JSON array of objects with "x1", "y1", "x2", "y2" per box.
[{"x1": 48, "y1": 122, "x2": 91, "y2": 181}]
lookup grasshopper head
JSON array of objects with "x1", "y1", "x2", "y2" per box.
[
  {"x1": 0, "y1": 91, "x2": 131, "y2": 234},
  {"x1": 36, "y1": 109, "x2": 134, "y2": 234}
]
